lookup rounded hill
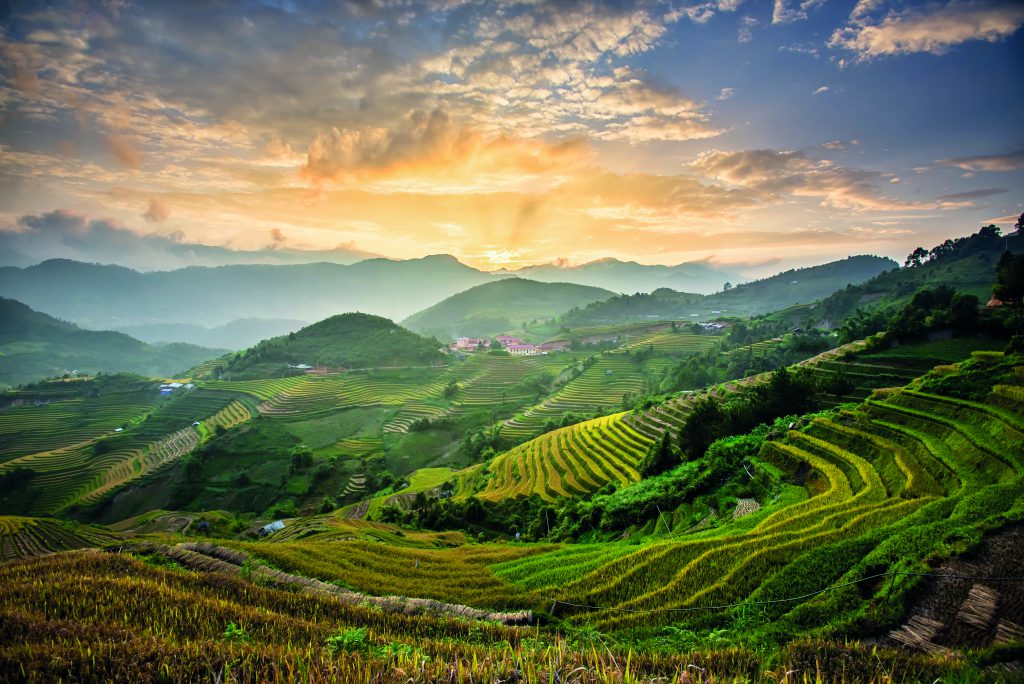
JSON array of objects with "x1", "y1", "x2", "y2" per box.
[
  {"x1": 225, "y1": 313, "x2": 444, "y2": 375},
  {"x1": 402, "y1": 278, "x2": 615, "y2": 340}
]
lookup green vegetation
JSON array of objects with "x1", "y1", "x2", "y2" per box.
[
  {"x1": 402, "y1": 277, "x2": 615, "y2": 339},
  {"x1": 224, "y1": 313, "x2": 444, "y2": 377},
  {"x1": 560, "y1": 255, "x2": 895, "y2": 327},
  {"x1": 0, "y1": 297, "x2": 225, "y2": 388},
  {"x1": 2, "y1": 224, "x2": 1022, "y2": 682}
]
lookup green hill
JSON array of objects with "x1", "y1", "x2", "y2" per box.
[
  {"x1": 224, "y1": 313, "x2": 444, "y2": 376},
  {"x1": 705, "y1": 254, "x2": 898, "y2": 313},
  {"x1": 806, "y1": 226, "x2": 1024, "y2": 328},
  {"x1": 560, "y1": 255, "x2": 896, "y2": 326},
  {"x1": 402, "y1": 278, "x2": 615, "y2": 340},
  {"x1": 0, "y1": 298, "x2": 225, "y2": 388}
]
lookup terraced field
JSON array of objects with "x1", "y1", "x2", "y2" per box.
[
  {"x1": 333, "y1": 437, "x2": 383, "y2": 458},
  {"x1": 501, "y1": 355, "x2": 646, "y2": 439},
  {"x1": 619, "y1": 332, "x2": 720, "y2": 355},
  {"x1": 201, "y1": 400, "x2": 255, "y2": 433},
  {"x1": 382, "y1": 401, "x2": 448, "y2": 433},
  {"x1": 0, "y1": 516, "x2": 119, "y2": 561},
  {"x1": 0, "y1": 387, "x2": 264, "y2": 515},
  {"x1": 481, "y1": 412, "x2": 653, "y2": 501},
  {"x1": 449, "y1": 355, "x2": 568, "y2": 416},
  {"x1": 224, "y1": 535, "x2": 545, "y2": 610},
  {"x1": 509, "y1": 358, "x2": 1023, "y2": 637},
  {"x1": 807, "y1": 358, "x2": 924, "y2": 406},
  {"x1": 200, "y1": 376, "x2": 308, "y2": 401},
  {"x1": 474, "y1": 340, "x2": 922, "y2": 505},
  {"x1": 0, "y1": 392, "x2": 157, "y2": 462},
  {"x1": 256, "y1": 373, "x2": 450, "y2": 416}
]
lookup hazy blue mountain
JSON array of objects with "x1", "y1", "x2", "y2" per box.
[
  {"x1": 561, "y1": 255, "x2": 898, "y2": 326},
  {"x1": 402, "y1": 278, "x2": 615, "y2": 340},
  {"x1": 115, "y1": 318, "x2": 309, "y2": 350},
  {"x1": 504, "y1": 258, "x2": 741, "y2": 295},
  {"x1": 0, "y1": 297, "x2": 225, "y2": 388},
  {"x1": 0, "y1": 255, "x2": 508, "y2": 330}
]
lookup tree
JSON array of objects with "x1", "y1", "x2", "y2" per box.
[
  {"x1": 904, "y1": 246, "x2": 929, "y2": 268},
  {"x1": 949, "y1": 293, "x2": 979, "y2": 333},
  {"x1": 994, "y1": 251, "x2": 1024, "y2": 336},
  {"x1": 678, "y1": 397, "x2": 728, "y2": 460},
  {"x1": 723, "y1": 281, "x2": 733, "y2": 291},
  {"x1": 289, "y1": 445, "x2": 314, "y2": 472},
  {"x1": 639, "y1": 432, "x2": 678, "y2": 476}
]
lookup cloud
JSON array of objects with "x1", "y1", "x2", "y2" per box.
[
  {"x1": 822, "y1": 139, "x2": 859, "y2": 151},
  {"x1": 143, "y1": 199, "x2": 171, "y2": 223},
  {"x1": 690, "y1": 148, "x2": 939, "y2": 211},
  {"x1": 2, "y1": 210, "x2": 373, "y2": 271},
  {"x1": 812, "y1": 86, "x2": 830, "y2": 95},
  {"x1": 830, "y1": 0, "x2": 1024, "y2": 59},
  {"x1": 302, "y1": 108, "x2": 592, "y2": 183},
  {"x1": 738, "y1": 16, "x2": 757, "y2": 42},
  {"x1": 717, "y1": 87, "x2": 736, "y2": 100},
  {"x1": 937, "y1": 188, "x2": 1008, "y2": 200},
  {"x1": 104, "y1": 135, "x2": 142, "y2": 170},
  {"x1": 772, "y1": 0, "x2": 826, "y2": 25},
  {"x1": 936, "y1": 150, "x2": 1024, "y2": 172}
]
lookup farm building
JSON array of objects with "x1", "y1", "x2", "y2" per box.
[
  {"x1": 258, "y1": 520, "x2": 286, "y2": 536},
  {"x1": 496, "y1": 335, "x2": 525, "y2": 347},
  {"x1": 506, "y1": 344, "x2": 538, "y2": 356},
  {"x1": 453, "y1": 337, "x2": 488, "y2": 351}
]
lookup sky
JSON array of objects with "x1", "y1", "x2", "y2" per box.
[{"x1": 0, "y1": 0, "x2": 1021, "y2": 274}]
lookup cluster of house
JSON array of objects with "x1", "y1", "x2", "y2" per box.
[
  {"x1": 447, "y1": 334, "x2": 570, "y2": 356},
  {"x1": 159, "y1": 381, "x2": 195, "y2": 396}
]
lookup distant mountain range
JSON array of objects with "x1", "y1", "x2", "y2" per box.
[
  {"x1": 0, "y1": 298, "x2": 225, "y2": 388},
  {"x1": 115, "y1": 318, "x2": 309, "y2": 351},
  {"x1": 402, "y1": 279, "x2": 616, "y2": 340},
  {"x1": 501, "y1": 258, "x2": 740, "y2": 295},
  {"x1": 0, "y1": 255, "x2": 506, "y2": 331},
  {"x1": 0, "y1": 252, "x2": 898, "y2": 344},
  {"x1": 560, "y1": 255, "x2": 899, "y2": 326}
]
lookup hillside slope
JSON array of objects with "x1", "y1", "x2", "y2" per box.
[
  {"x1": 402, "y1": 278, "x2": 615, "y2": 339},
  {"x1": 226, "y1": 313, "x2": 444, "y2": 376},
  {"x1": 561, "y1": 255, "x2": 896, "y2": 326},
  {"x1": 0, "y1": 298, "x2": 224, "y2": 387},
  {"x1": 805, "y1": 227, "x2": 1024, "y2": 327}
]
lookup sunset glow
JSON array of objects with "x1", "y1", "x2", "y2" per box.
[{"x1": 1, "y1": 0, "x2": 1021, "y2": 272}]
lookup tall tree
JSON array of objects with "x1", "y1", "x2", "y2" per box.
[{"x1": 994, "y1": 251, "x2": 1024, "y2": 337}]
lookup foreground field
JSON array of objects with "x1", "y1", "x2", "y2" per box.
[{"x1": 0, "y1": 550, "x2": 996, "y2": 682}]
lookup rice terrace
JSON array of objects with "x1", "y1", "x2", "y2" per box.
[{"x1": 0, "y1": 0, "x2": 1023, "y2": 682}]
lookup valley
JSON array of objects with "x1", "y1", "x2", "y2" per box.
[{"x1": 0, "y1": 225, "x2": 1022, "y2": 681}]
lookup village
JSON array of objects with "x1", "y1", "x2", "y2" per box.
[{"x1": 446, "y1": 334, "x2": 570, "y2": 356}]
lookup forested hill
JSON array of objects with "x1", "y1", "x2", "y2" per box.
[
  {"x1": 705, "y1": 254, "x2": 897, "y2": 312},
  {"x1": 402, "y1": 278, "x2": 615, "y2": 339},
  {"x1": 797, "y1": 225, "x2": 1024, "y2": 330},
  {"x1": 0, "y1": 297, "x2": 224, "y2": 388},
  {"x1": 224, "y1": 313, "x2": 444, "y2": 376},
  {"x1": 561, "y1": 254, "x2": 896, "y2": 326}
]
